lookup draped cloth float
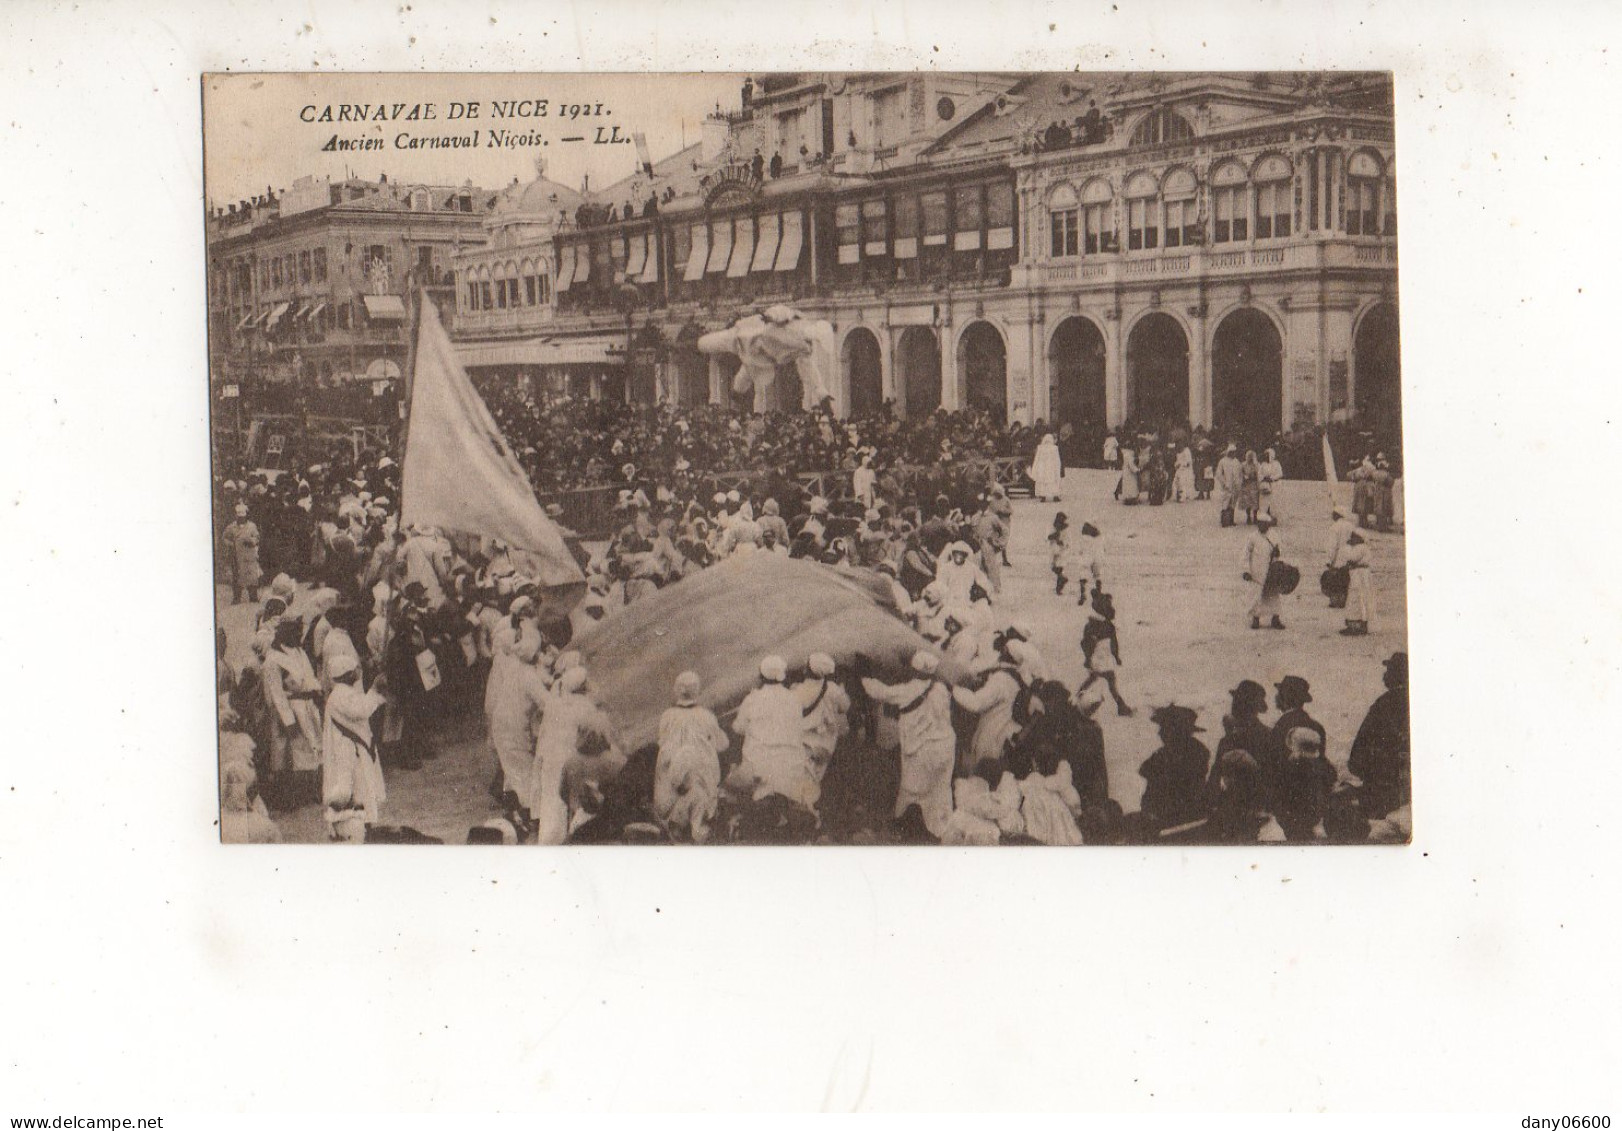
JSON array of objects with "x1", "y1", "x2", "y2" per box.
[
  {"x1": 573, "y1": 554, "x2": 973, "y2": 752},
  {"x1": 696, "y1": 305, "x2": 837, "y2": 412},
  {"x1": 401, "y1": 299, "x2": 584, "y2": 592}
]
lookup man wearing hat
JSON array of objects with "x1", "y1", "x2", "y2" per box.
[
  {"x1": 222, "y1": 502, "x2": 263, "y2": 605},
  {"x1": 1335, "y1": 529, "x2": 1374, "y2": 636},
  {"x1": 1048, "y1": 512, "x2": 1071, "y2": 595},
  {"x1": 530, "y1": 665, "x2": 617, "y2": 845},
  {"x1": 1242, "y1": 511, "x2": 1285, "y2": 629},
  {"x1": 862, "y1": 651, "x2": 956, "y2": 838},
  {"x1": 795, "y1": 496, "x2": 830, "y2": 547},
  {"x1": 964, "y1": 497, "x2": 1004, "y2": 594},
  {"x1": 1069, "y1": 522, "x2": 1104, "y2": 608},
  {"x1": 935, "y1": 540, "x2": 992, "y2": 610},
  {"x1": 952, "y1": 647, "x2": 1028, "y2": 775},
  {"x1": 1270, "y1": 675, "x2": 1327, "y2": 765},
  {"x1": 1213, "y1": 679, "x2": 1282, "y2": 808},
  {"x1": 757, "y1": 498, "x2": 790, "y2": 548},
  {"x1": 1215, "y1": 444, "x2": 1242, "y2": 527},
  {"x1": 1276, "y1": 727, "x2": 1336, "y2": 841},
  {"x1": 1349, "y1": 652, "x2": 1410, "y2": 819},
  {"x1": 402, "y1": 524, "x2": 450, "y2": 609},
  {"x1": 654, "y1": 672, "x2": 729, "y2": 843},
  {"x1": 731, "y1": 655, "x2": 819, "y2": 815},
  {"x1": 320, "y1": 651, "x2": 388, "y2": 840},
  {"x1": 1137, "y1": 704, "x2": 1212, "y2": 835},
  {"x1": 1321, "y1": 501, "x2": 1356, "y2": 609},
  {"x1": 794, "y1": 654, "x2": 850, "y2": 800}
]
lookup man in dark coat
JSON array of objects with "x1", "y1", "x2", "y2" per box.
[
  {"x1": 1138, "y1": 704, "x2": 1211, "y2": 834},
  {"x1": 1270, "y1": 675, "x2": 1327, "y2": 762},
  {"x1": 1212, "y1": 679, "x2": 1282, "y2": 807},
  {"x1": 1348, "y1": 652, "x2": 1411, "y2": 818}
]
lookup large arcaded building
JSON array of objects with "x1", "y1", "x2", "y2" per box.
[{"x1": 450, "y1": 72, "x2": 1399, "y2": 451}]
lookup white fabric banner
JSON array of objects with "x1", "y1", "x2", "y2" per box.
[{"x1": 401, "y1": 302, "x2": 584, "y2": 587}]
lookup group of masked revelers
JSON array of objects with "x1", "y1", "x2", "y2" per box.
[{"x1": 217, "y1": 449, "x2": 1408, "y2": 845}]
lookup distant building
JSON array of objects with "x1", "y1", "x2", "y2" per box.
[
  {"x1": 448, "y1": 71, "x2": 1399, "y2": 450},
  {"x1": 205, "y1": 175, "x2": 497, "y2": 399}
]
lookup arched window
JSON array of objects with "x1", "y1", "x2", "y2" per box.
[
  {"x1": 1129, "y1": 107, "x2": 1194, "y2": 148},
  {"x1": 1048, "y1": 183, "x2": 1079, "y2": 258},
  {"x1": 1346, "y1": 150, "x2": 1384, "y2": 236},
  {"x1": 1125, "y1": 171, "x2": 1160, "y2": 250},
  {"x1": 1162, "y1": 167, "x2": 1198, "y2": 248},
  {"x1": 1253, "y1": 154, "x2": 1293, "y2": 239},
  {"x1": 1211, "y1": 161, "x2": 1249, "y2": 243},
  {"x1": 1081, "y1": 178, "x2": 1115, "y2": 253}
]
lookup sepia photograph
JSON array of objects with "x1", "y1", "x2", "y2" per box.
[
  {"x1": 206, "y1": 70, "x2": 1408, "y2": 847},
  {"x1": 10, "y1": 0, "x2": 1622, "y2": 1118}
]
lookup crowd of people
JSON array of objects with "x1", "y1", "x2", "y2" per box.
[
  {"x1": 471, "y1": 378, "x2": 1032, "y2": 496},
  {"x1": 215, "y1": 393, "x2": 1410, "y2": 846}
]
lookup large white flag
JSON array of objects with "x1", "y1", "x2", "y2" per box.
[{"x1": 401, "y1": 300, "x2": 584, "y2": 587}]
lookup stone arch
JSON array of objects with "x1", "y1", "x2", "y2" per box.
[
  {"x1": 955, "y1": 320, "x2": 1008, "y2": 424},
  {"x1": 1047, "y1": 315, "x2": 1108, "y2": 465},
  {"x1": 1124, "y1": 309, "x2": 1190, "y2": 426},
  {"x1": 841, "y1": 326, "x2": 884, "y2": 417},
  {"x1": 896, "y1": 325, "x2": 941, "y2": 418},
  {"x1": 1210, "y1": 306, "x2": 1285, "y2": 444},
  {"x1": 1353, "y1": 300, "x2": 1402, "y2": 450}
]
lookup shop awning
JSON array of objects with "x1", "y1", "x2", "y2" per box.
[
  {"x1": 234, "y1": 311, "x2": 257, "y2": 331},
  {"x1": 288, "y1": 303, "x2": 309, "y2": 323},
  {"x1": 305, "y1": 301, "x2": 327, "y2": 323},
  {"x1": 638, "y1": 236, "x2": 660, "y2": 284},
  {"x1": 751, "y1": 213, "x2": 781, "y2": 272},
  {"x1": 554, "y1": 246, "x2": 577, "y2": 293},
  {"x1": 625, "y1": 233, "x2": 648, "y2": 280},
  {"x1": 774, "y1": 211, "x2": 804, "y2": 271},
  {"x1": 726, "y1": 220, "x2": 755, "y2": 278},
  {"x1": 706, "y1": 221, "x2": 732, "y2": 274},
  {"x1": 263, "y1": 301, "x2": 292, "y2": 330},
  {"x1": 683, "y1": 227, "x2": 710, "y2": 282},
  {"x1": 362, "y1": 294, "x2": 406, "y2": 321},
  {"x1": 572, "y1": 244, "x2": 592, "y2": 285}
]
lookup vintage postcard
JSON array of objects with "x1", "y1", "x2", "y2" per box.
[{"x1": 205, "y1": 71, "x2": 1408, "y2": 846}]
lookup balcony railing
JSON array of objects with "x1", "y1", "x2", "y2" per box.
[{"x1": 1028, "y1": 237, "x2": 1396, "y2": 287}]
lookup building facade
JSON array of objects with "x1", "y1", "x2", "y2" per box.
[
  {"x1": 448, "y1": 72, "x2": 1400, "y2": 451},
  {"x1": 206, "y1": 176, "x2": 497, "y2": 402}
]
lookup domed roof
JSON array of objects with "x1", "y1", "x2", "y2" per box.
[{"x1": 496, "y1": 174, "x2": 585, "y2": 218}]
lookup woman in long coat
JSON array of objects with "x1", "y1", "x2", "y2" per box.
[
  {"x1": 863, "y1": 652, "x2": 957, "y2": 838},
  {"x1": 1119, "y1": 444, "x2": 1142, "y2": 505},
  {"x1": 260, "y1": 618, "x2": 323, "y2": 808},
  {"x1": 530, "y1": 666, "x2": 617, "y2": 845},
  {"x1": 222, "y1": 503, "x2": 263, "y2": 605},
  {"x1": 1029, "y1": 433, "x2": 1063, "y2": 502},
  {"x1": 1237, "y1": 450, "x2": 1262, "y2": 524}
]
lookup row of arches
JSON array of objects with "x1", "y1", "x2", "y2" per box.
[
  {"x1": 843, "y1": 323, "x2": 1009, "y2": 424},
  {"x1": 662, "y1": 305, "x2": 1399, "y2": 442},
  {"x1": 833, "y1": 304, "x2": 1400, "y2": 440}
]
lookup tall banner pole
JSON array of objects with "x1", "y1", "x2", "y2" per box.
[{"x1": 378, "y1": 286, "x2": 424, "y2": 697}]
